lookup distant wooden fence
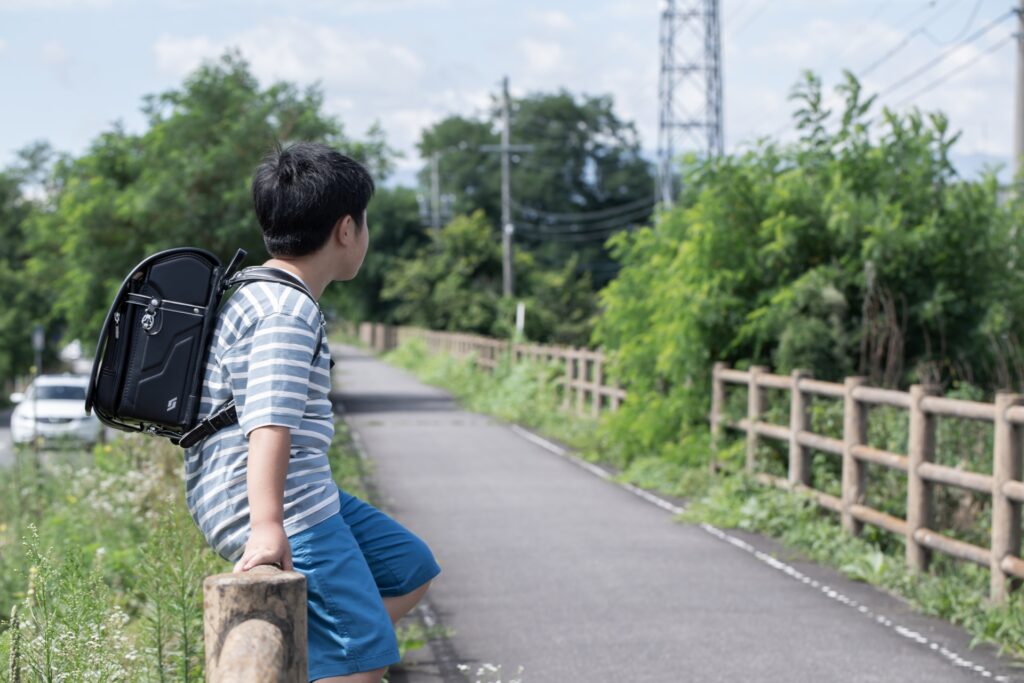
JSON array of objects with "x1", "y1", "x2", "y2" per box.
[
  {"x1": 710, "y1": 363, "x2": 1024, "y2": 603},
  {"x1": 356, "y1": 323, "x2": 626, "y2": 417}
]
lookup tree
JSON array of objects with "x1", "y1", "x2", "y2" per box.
[
  {"x1": 22, "y1": 51, "x2": 391, "y2": 348},
  {"x1": 382, "y1": 211, "x2": 506, "y2": 334},
  {"x1": 381, "y1": 210, "x2": 597, "y2": 344},
  {"x1": 595, "y1": 71, "x2": 1021, "y2": 463},
  {"x1": 417, "y1": 90, "x2": 656, "y2": 288},
  {"x1": 0, "y1": 145, "x2": 55, "y2": 384}
]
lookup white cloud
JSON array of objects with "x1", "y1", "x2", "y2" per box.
[
  {"x1": 154, "y1": 19, "x2": 424, "y2": 94},
  {"x1": 153, "y1": 35, "x2": 217, "y2": 76},
  {"x1": 41, "y1": 40, "x2": 72, "y2": 85},
  {"x1": 520, "y1": 39, "x2": 565, "y2": 75},
  {"x1": 529, "y1": 9, "x2": 575, "y2": 31}
]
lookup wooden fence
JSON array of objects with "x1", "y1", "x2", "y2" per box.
[
  {"x1": 357, "y1": 322, "x2": 626, "y2": 417},
  {"x1": 710, "y1": 363, "x2": 1024, "y2": 603}
]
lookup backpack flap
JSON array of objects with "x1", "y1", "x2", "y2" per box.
[{"x1": 87, "y1": 247, "x2": 225, "y2": 436}]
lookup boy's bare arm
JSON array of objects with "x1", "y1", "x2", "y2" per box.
[{"x1": 235, "y1": 425, "x2": 294, "y2": 572}]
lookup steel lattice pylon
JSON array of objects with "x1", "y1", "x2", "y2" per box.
[{"x1": 657, "y1": 0, "x2": 722, "y2": 207}]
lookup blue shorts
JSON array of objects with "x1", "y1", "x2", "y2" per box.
[{"x1": 289, "y1": 485, "x2": 442, "y2": 682}]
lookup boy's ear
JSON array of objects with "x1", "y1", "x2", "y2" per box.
[{"x1": 334, "y1": 215, "x2": 356, "y2": 246}]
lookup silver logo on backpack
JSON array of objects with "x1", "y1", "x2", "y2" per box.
[{"x1": 167, "y1": 397, "x2": 178, "y2": 412}]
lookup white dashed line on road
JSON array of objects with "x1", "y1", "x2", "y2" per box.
[{"x1": 509, "y1": 422, "x2": 1008, "y2": 682}]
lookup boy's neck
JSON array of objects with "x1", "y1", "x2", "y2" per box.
[{"x1": 262, "y1": 258, "x2": 330, "y2": 301}]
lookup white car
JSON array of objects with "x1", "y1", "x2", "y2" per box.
[{"x1": 10, "y1": 375, "x2": 103, "y2": 447}]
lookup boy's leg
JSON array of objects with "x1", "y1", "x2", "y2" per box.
[
  {"x1": 335, "y1": 485, "x2": 442, "y2": 610},
  {"x1": 313, "y1": 667, "x2": 387, "y2": 683},
  {"x1": 381, "y1": 579, "x2": 433, "y2": 626}
]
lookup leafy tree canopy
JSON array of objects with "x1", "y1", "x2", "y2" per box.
[
  {"x1": 595, "y1": 71, "x2": 1022, "y2": 460},
  {"x1": 21, "y1": 51, "x2": 392, "y2": 350},
  {"x1": 417, "y1": 90, "x2": 656, "y2": 286}
]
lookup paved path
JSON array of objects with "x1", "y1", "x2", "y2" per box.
[{"x1": 332, "y1": 345, "x2": 1021, "y2": 683}]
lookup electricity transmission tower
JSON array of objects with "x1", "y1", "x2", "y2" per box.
[{"x1": 657, "y1": 0, "x2": 723, "y2": 207}]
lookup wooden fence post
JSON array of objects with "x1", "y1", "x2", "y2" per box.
[
  {"x1": 841, "y1": 376, "x2": 868, "y2": 535},
  {"x1": 789, "y1": 369, "x2": 811, "y2": 488},
  {"x1": 710, "y1": 362, "x2": 726, "y2": 452},
  {"x1": 592, "y1": 358, "x2": 603, "y2": 418},
  {"x1": 577, "y1": 356, "x2": 588, "y2": 416},
  {"x1": 204, "y1": 566, "x2": 307, "y2": 683},
  {"x1": 562, "y1": 350, "x2": 573, "y2": 410},
  {"x1": 746, "y1": 366, "x2": 768, "y2": 472},
  {"x1": 906, "y1": 383, "x2": 938, "y2": 571},
  {"x1": 991, "y1": 392, "x2": 1022, "y2": 603}
]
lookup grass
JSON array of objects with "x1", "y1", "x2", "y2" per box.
[
  {"x1": 382, "y1": 337, "x2": 1024, "y2": 661},
  {"x1": 0, "y1": 420, "x2": 442, "y2": 681}
]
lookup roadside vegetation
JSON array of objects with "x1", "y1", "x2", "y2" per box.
[{"x1": 0, "y1": 423, "x2": 432, "y2": 682}]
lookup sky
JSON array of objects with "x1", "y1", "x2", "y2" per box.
[{"x1": 0, "y1": 0, "x2": 1018, "y2": 187}]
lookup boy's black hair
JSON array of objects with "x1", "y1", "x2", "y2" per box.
[{"x1": 252, "y1": 141, "x2": 375, "y2": 257}]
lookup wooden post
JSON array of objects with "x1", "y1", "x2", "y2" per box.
[
  {"x1": 562, "y1": 350, "x2": 573, "y2": 410},
  {"x1": 204, "y1": 566, "x2": 307, "y2": 683},
  {"x1": 746, "y1": 366, "x2": 768, "y2": 472},
  {"x1": 710, "y1": 362, "x2": 726, "y2": 452},
  {"x1": 789, "y1": 369, "x2": 811, "y2": 487},
  {"x1": 592, "y1": 358, "x2": 604, "y2": 418},
  {"x1": 991, "y1": 392, "x2": 1022, "y2": 603},
  {"x1": 577, "y1": 357, "x2": 587, "y2": 416},
  {"x1": 842, "y1": 376, "x2": 868, "y2": 535},
  {"x1": 906, "y1": 384, "x2": 938, "y2": 571}
]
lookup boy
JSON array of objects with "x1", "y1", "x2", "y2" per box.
[{"x1": 185, "y1": 141, "x2": 441, "y2": 683}]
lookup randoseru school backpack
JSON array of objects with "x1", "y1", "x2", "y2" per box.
[{"x1": 84, "y1": 247, "x2": 329, "y2": 448}]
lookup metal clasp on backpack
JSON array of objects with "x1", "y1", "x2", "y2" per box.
[{"x1": 141, "y1": 298, "x2": 160, "y2": 332}]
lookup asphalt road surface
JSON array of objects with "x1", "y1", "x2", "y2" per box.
[{"x1": 332, "y1": 344, "x2": 1022, "y2": 683}]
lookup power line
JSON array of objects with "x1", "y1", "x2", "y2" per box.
[
  {"x1": 858, "y1": 0, "x2": 964, "y2": 78},
  {"x1": 893, "y1": 33, "x2": 1015, "y2": 107},
  {"x1": 514, "y1": 207, "x2": 655, "y2": 232},
  {"x1": 515, "y1": 210, "x2": 651, "y2": 234},
  {"x1": 512, "y1": 196, "x2": 654, "y2": 222},
  {"x1": 515, "y1": 226, "x2": 638, "y2": 243},
  {"x1": 877, "y1": 9, "x2": 1015, "y2": 98},
  {"x1": 922, "y1": 0, "x2": 985, "y2": 45},
  {"x1": 829, "y1": 1, "x2": 898, "y2": 66},
  {"x1": 727, "y1": 0, "x2": 770, "y2": 39}
]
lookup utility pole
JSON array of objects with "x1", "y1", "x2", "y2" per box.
[
  {"x1": 1015, "y1": 0, "x2": 1024, "y2": 179},
  {"x1": 480, "y1": 76, "x2": 532, "y2": 298},
  {"x1": 430, "y1": 151, "x2": 441, "y2": 233},
  {"x1": 657, "y1": 0, "x2": 723, "y2": 207},
  {"x1": 500, "y1": 77, "x2": 514, "y2": 297}
]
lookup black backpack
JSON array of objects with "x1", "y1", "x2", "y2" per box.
[{"x1": 85, "y1": 247, "x2": 329, "y2": 448}]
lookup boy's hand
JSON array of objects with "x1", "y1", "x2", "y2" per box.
[{"x1": 234, "y1": 521, "x2": 293, "y2": 572}]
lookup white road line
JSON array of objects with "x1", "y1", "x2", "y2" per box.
[{"x1": 509, "y1": 422, "x2": 1007, "y2": 682}]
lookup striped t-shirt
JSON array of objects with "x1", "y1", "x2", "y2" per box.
[{"x1": 184, "y1": 270, "x2": 339, "y2": 562}]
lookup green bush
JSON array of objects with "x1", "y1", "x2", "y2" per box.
[{"x1": 595, "y1": 73, "x2": 1023, "y2": 469}]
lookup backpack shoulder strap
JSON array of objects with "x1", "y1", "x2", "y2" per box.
[
  {"x1": 178, "y1": 267, "x2": 334, "y2": 450},
  {"x1": 224, "y1": 266, "x2": 331, "y2": 364}
]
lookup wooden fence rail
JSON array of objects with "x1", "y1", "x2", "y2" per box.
[
  {"x1": 356, "y1": 323, "x2": 626, "y2": 417},
  {"x1": 710, "y1": 363, "x2": 1024, "y2": 604}
]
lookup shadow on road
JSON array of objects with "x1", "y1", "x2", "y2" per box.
[{"x1": 331, "y1": 393, "x2": 458, "y2": 414}]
